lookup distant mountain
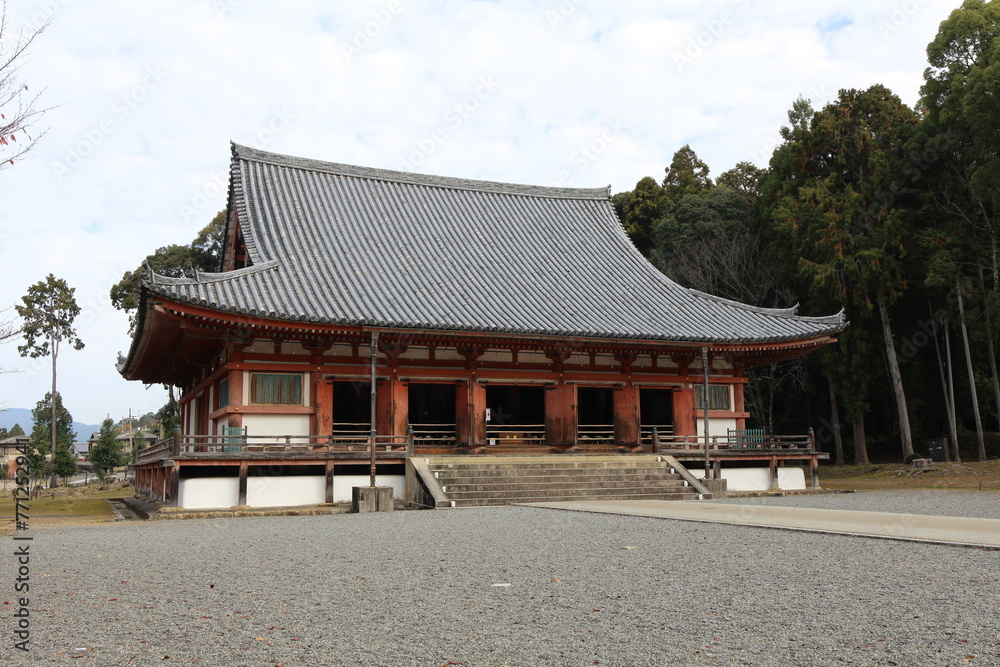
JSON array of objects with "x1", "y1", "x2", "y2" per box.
[{"x1": 0, "y1": 408, "x2": 102, "y2": 442}]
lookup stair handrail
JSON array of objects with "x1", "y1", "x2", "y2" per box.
[{"x1": 658, "y1": 455, "x2": 713, "y2": 498}]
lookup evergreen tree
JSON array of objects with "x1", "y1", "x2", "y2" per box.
[
  {"x1": 28, "y1": 392, "x2": 75, "y2": 483},
  {"x1": 662, "y1": 144, "x2": 713, "y2": 201},
  {"x1": 88, "y1": 418, "x2": 123, "y2": 484},
  {"x1": 16, "y1": 274, "x2": 84, "y2": 486},
  {"x1": 766, "y1": 85, "x2": 921, "y2": 459}
]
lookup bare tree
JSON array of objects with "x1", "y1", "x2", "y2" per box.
[
  {"x1": 0, "y1": 1, "x2": 52, "y2": 168},
  {"x1": 0, "y1": 303, "x2": 21, "y2": 375}
]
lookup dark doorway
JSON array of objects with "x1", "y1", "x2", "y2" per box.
[
  {"x1": 408, "y1": 383, "x2": 457, "y2": 446},
  {"x1": 578, "y1": 387, "x2": 614, "y2": 425},
  {"x1": 333, "y1": 381, "x2": 371, "y2": 433},
  {"x1": 408, "y1": 383, "x2": 456, "y2": 424},
  {"x1": 577, "y1": 387, "x2": 615, "y2": 444},
  {"x1": 486, "y1": 385, "x2": 545, "y2": 445},
  {"x1": 640, "y1": 388, "x2": 675, "y2": 443}
]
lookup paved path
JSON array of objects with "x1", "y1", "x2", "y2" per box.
[{"x1": 522, "y1": 499, "x2": 1000, "y2": 548}]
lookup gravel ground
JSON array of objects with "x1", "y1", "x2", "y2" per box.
[{"x1": 2, "y1": 491, "x2": 999, "y2": 666}]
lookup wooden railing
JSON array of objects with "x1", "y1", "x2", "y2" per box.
[
  {"x1": 136, "y1": 429, "x2": 414, "y2": 462},
  {"x1": 486, "y1": 423, "x2": 546, "y2": 446},
  {"x1": 577, "y1": 424, "x2": 615, "y2": 445},
  {"x1": 641, "y1": 424, "x2": 673, "y2": 447},
  {"x1": 410, "y1": 423, "x2": 457, "y2": 447},
  {"x1": 653, "y1": 433, "x2": 815, "y2": 452},
  {"x1": 136, "y1": 441, "x2": 172, "y2": 464}
]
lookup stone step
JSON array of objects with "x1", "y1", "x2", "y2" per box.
[
  {"x1": 450, "y1": 491, "x2": 699, "y2": 507},
  {"x1": 432, "y1": 465, "x2": 677, "y2": 475},
  {"x1": 430, "y1": 467, "x2": 679, "y2": 479},
  {"x1": 441, "y1": 480, "x2": 690, "y2": 497},
  {"x1": 443, "y1": 481, "x2": 692, "y2": 496},
  {"x1": 422, "y1": 454, "x2": 703, "y2": 508},
  {"x1": 434, "y1": 472, "x2": 687, "y2": 486},
  {"x1": 431, "y1": 460, "x2": 672, "y2": 471}
]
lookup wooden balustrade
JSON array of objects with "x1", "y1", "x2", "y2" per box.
[
  {"x1": 485, "y1": 424, "x2": 545, "y2": 446},
  {"x1": 410, "y1": 423, "x2": 457, "y2": 447},
  {"x1": 135, "y1": 431, "x2": 414, "y2": 462},
  {"x1": 654, "y1": 433, "x2": 814, "y2": 453},
  {"x1": 577, "y1": 424, "x2": 615, "y2": 445}
]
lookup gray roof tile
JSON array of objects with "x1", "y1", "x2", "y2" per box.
[{"x1": 146, "y1": 144, "x2": 846, "y2": 344}]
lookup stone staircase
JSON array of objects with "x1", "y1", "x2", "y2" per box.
[{"x1": 416, "y1": 455, "x2": 709, "y2": 508}]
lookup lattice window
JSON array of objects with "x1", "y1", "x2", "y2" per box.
[{"x1": 218, "y1": 378, "x2": 229, "y2": 409}]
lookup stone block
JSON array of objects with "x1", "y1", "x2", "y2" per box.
[{"x1": 352, "y1": 485, "x2": 394, "y2": 513}]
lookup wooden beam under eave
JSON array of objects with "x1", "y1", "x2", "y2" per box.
[{"x1": 150, "y1": 328, "x2": 189, "y2": 386}]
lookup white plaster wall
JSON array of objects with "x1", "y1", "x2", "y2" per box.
[
  {"x1": 243, "y1": 414, "x2": 311, "y2": 444},
  {"x1": 247, "y1": 476, "x2": 325, "y2": 507},
  {"x1": 178, "y1": 477, "x2": 239, "y2": 509},
  {"x1": 332, "y1": 475, "x2": 405, "y2": 503},
  {"x1": 690, "y1": 466, "x2": 807, "y2": 491},
  {"x1": 777, "y1": 467, "x2": 806, "y2": 490},
  {"x1": 696, "y1": 417, "x2": 737, "y2": 438}
]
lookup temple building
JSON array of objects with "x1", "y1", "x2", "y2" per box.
[{"x1": 119, "y1": 144, "x2": 846, "y2": 509}]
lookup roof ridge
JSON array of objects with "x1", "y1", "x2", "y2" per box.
[
  {"x1": 686, "y1": 288, "x2": 847, "y2": 325},
  {"x1": 144, "y1": 259, "x2": 280, "y2": 287},
  {"x1": 230, "y1": 142, "x2": 611, "y2": 201}
]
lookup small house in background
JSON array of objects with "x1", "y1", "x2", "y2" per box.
[
  {"x1": 118, "y1": 144, "x2": 846, "y2": 509},
  {"x1": 1, "y1": 433, "x2": 29, "y2": 478},
  {"x1": 115, "y1": 428, "x2": 157, "y2": 455}
]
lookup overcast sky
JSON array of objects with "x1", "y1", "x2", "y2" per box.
[{"x1": 0, "y1": 0, "x2": 964, "y2": 426}]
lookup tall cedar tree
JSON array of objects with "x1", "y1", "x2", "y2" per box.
[
  {"x1": 16, "y1": 274, "x2": 84, "y2": 485},
  {"x1": 767, "y1": 85, "x2": 920, "y2": 459},
  {"x1": 920, "y1": 0, "x2": 1000, "y2": 283}
]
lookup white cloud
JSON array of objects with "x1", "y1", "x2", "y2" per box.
[{"x1": 0, "y1": 0, "x2": 965, "y2": 424}]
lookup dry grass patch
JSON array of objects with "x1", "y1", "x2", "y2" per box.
[
  {"x1": 0, "y1": 483, "x2": 130, "y2": 536},
  {"x1": 821, "y1": 460, "x2": 1000, "y2": 491}
]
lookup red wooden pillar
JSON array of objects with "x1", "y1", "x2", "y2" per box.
[
  {"x1": 325, "y1": 461, "x2": 335, "y2": 503},
  {"x1": 673, "y1": 386, "x2": 697, "y2": 437},
  {"x1": 314, "y1": 376, "x2": 334, "y2": 436},
  {"x1": 545, "y1": 383, "x2": 577, "y2": 448},
  {"x1": 456, "y1": 380, "x2": 486, "y2": 448},
  {"x1": 227, "y1": 366, "x2": 244, "y2": 430},
  {"x1": 168, "y1": 464, "x2": 180, "y2": 505},
  {"x1": 307, "y1": 344, "x2": 333, "y2": 437},
  {"x1": 376, "y1": 378, "x2": 409, "y2": 436},
  {"x1": 733, "y1": 381, "x2": 746, "y2": 430},
  {"x1": 613, "y1": 385, "x2": 640, "y2": 447}
]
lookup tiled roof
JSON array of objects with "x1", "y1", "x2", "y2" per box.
[{"x1": 146, "y1": 144, "x2": 845, "y2": 344}]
